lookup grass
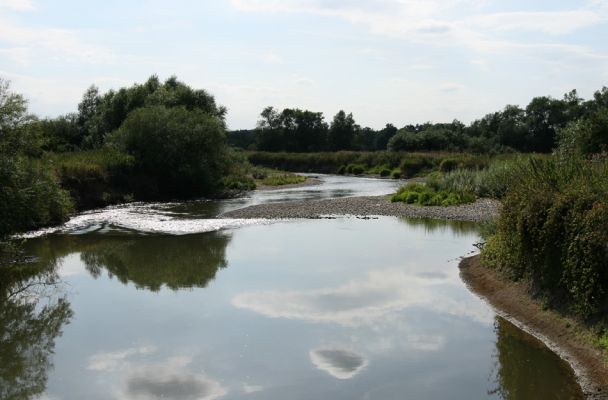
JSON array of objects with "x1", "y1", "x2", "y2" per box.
[
  {"x1": 251, "y1": 167, "x2": 307, "y2": 187},
  {"x1": 390, "y1": 182, "x2": 475, "y2": 206},
  {"x1": 261, "y1": 173, "x2": 307, "y2": 186}
]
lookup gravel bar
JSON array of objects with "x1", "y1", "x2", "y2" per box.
[{"x1": 221, "y1": 196, "x2": 501, "y2": 222}]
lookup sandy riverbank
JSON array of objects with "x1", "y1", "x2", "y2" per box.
[{"x1": 460, "y1": 255, "x2": 608, "y2": 399}]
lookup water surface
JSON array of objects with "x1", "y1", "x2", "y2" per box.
[{"x1": 1, "y1": 176, "x2": 583, "y2": 399}]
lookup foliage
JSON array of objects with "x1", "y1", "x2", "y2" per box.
[
  {"x1": 261, "y1": 173, "x2": 306, "y2": 186},
  {"x1": 556, "y1": 107, "x2": 608, "y2": 157},
  {"x1": 41, "y1": 75, "x2": 227, "y2": 151},
  {"x1": 390, "y1": 182, "x2": 475, "y2": 206},
  {"x1": 0, "y1": 80, "x2": 73, "y2": 238},
  {"x1": 481, "y1": 156, "x2": 608, "y2": 321},
  {"x1": 247, "y1": 150, "x2": 488, "y2": 177},
  {"x1": 427, "y1": 155, "x2": 543, "y2": 199},
  {"x1": 252, "y1": 86, "x2": 606, "y2": 154},
  {"x1": 109, "y1": 106, "x2": 230, "y2": 198}
]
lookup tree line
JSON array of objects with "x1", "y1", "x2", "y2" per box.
[{"x1": 231, "y1": 88, "x2": 608, "y2": 154}]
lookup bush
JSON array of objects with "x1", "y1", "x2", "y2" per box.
[
  {"x1": 481, "y1": 156, "x2": 608, "y2": 321},
  {"x1": 439, "y1": 158, "x2": 459, "y2": 172},
  {"x1": 391, "y1": 169, "x2": 402, "y2": 179},
  {"x1": 109, "y1": 106, "x2": 229, "y2": 198},
  {"x1": 379, "y1": 168, "x2": 391, "y2": 177},
  {"x1": 0, "y1": 157, "x2": 73, "y2": 237},
  {"x1": 350, "y1": 164, "x2": 366, "y2": 175},
  {"x1": 390, "y1": 182, "x2": 475, "y2": 206}
]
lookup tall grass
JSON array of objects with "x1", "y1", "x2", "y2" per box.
[{"x1": 425, "y1": 155, "x2": 548, "y2": 199}]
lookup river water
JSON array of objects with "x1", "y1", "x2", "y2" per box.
[{"x1": 1, "y1": 175, "x2": 583, "y2": 399}]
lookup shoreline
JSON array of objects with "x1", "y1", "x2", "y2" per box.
[
  {"x1": 221, "y1": 195, "x2": 500, "y2": 222},
  {"x1": 459, "y1": 255, "x2": 608, "y2": 399}
]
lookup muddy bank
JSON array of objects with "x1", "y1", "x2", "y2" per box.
[
  {"x1": 460, "y1": 255, "x2": 608, "y2": 399},
  {"x1": 221, "y1": 196, "x2": 500, "y2": 222}
]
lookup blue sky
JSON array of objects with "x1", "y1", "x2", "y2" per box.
[{"x1": 1, "y1": 0, "x2": 607, "y2": 129}]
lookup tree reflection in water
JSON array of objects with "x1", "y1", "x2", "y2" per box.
[
  {"x1": 488, "y1": 317, "x2": 584, "y2": 400},
  {"x1": 0, "y1": 258, "x2": 73, "y2": 400},
  {"x1": 24, "y1": 231, "x2": 232, "y2": 292}
]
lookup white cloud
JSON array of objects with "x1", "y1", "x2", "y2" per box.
[
  {"x1": 0, "y1": 0, "x2": 35, "y2": 11},
  {"x1": 439, "y1": 82, "x2": 466, "y2": 92},
  {"x1": 231, "y1": 0, "x2": 606, "y2": 58},
  {"x1": 466, "y1": 10, "x2": 603, "y2": 35},
  {"x1": 0, "y1": 18, "x2": 117, "y2": 64}
]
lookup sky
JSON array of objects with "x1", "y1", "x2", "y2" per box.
[{"x1": 0, "y1": 0, "x2": 607, "y2": 130}]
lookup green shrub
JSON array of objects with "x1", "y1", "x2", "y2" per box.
[
  {"x1": 391, "y1": 169, "x2": 402, "y2": 179},
  {"x1": 336, "y1": 165, "x2": 346, "y2": 174},
  {"x1": 261, "y1": 173, "x2": 306, "y2": 186},
  {"x1": 379, "y1": 168, "x2": 391, "y2": 177},
  {"x1": 0, "y1": 157, "x2": 73, "y2": 237},
  {"x1": 109, "y1": 106, "x2": 229, "y2": 198},
  {"x1": 481, "y1": 156, "x2": 608, "y2": 321},
  {"x1": 390, "y1": 182, "x2": 475, "y2": 206},
  {"x1": 439, "y1": 158, "x2": 459, "y2": 172},
  {"x1": 351, "y1": 164, "x2": 366, "y2": 175}
]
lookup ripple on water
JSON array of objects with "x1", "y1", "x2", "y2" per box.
[{"x1": 17, "y1": 202, "x2": 274, "y2": 238}]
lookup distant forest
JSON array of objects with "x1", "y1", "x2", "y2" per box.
[{"x1": 229, "y1": 88, "x2": 608, "y2": 154}]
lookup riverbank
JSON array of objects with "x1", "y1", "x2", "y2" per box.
[
  {"x1": 221, "y1": 195, "x2": 500, "y2": 221},
  {"x1": 459, "y1": 255, "x2": 608, "y2": 399}
]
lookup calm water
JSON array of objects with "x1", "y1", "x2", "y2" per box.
[{"x1": 1, "y1": 176, "x2": 583, "y2": 400}]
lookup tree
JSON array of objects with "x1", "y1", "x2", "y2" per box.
[
  {"x1": 375, "y1": 123, "x2": 398, "y2": 150},
  {"x1": 328, "y1": 110, "x2": 356, "y2": 151},
  {"x1": 109, "y1": 106, "x2": 229, "y2": 198},
  {"x1": 255, "y1": 106, "x2": 284, "y2": 151},
  {"x1": 0, "y1": 78, "x2": 73, "y2": 238}
]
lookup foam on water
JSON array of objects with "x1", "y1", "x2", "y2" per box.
[{"x1": 18, "y1": 202, "x2": 274, "y2": 238}]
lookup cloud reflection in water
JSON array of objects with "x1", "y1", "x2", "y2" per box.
[
  {"x1": 232, "y1": 269, "x2": 491, "y2": 327},
  {"x1": 309, "y1": 348, "x2": 368, "y2": 379}
]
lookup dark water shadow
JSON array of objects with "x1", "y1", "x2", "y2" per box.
[{"x1": 488, "y1": 317, "x2": 584, "y2": 399}]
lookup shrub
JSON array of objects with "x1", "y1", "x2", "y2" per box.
[
  {"x1": 261, "y1": 173, "x2": 306, "y2": 186},
  {"x1": 351, "y1": 164, "x2": 366, "y2": 175},
  {"x1": 109, "y1": 106, "x2": 229, "y2": 198},
  {"x1": 390, "y1": 182, "x2": 475, "y2": 206},
  {"x1": 439, "y1": 158, "x2": 459, "y2": 172},
  {"x1": 0, "y1": 157, "x2": 73, "y2": 237},
  {"x1": 391, "y1": 169, "x2": 402, "y2": 179},
  {"x1": 481, "y1": 156, "x2": 608, "y2": 321},
  {"x1": 379, "y1": 168, "x2": 391, "y2": 177}
]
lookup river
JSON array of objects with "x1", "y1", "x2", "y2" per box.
[{"x1": 0, "y1": 175, "x2": 583, "y2": 399}]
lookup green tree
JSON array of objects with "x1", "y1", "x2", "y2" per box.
[
  {"x1": 109, "y1": 106, "x2": 229, "y2": 198},
  {"x1": 0, "y1": 78, "x2": 73, "y2": 239},
  {"x1": 328, "y1": 110, "x2": 356, "y2": 151}
]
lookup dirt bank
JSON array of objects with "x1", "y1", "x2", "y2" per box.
[{"x1": 459, "y1": 255, "x2": 608, "y2": 399}]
